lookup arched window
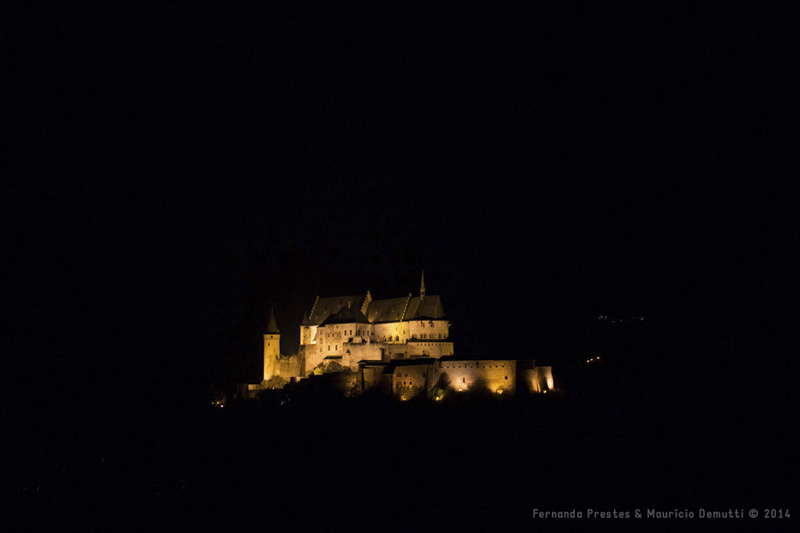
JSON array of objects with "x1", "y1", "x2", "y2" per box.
[{"x1": 395, "y1": 335, "x2": 399, "y2": 341}]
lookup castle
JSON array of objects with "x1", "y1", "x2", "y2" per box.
[{"x1": 245, "y1": 272, "x2": 554, "y2": 398}]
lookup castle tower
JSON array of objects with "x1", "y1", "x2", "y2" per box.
[
  {"x1": 420, "y1": 269, "x2": 426, "y2": 300},
  {"x1": 263, "y1": 308, "x2": 280, "y2": 382}
]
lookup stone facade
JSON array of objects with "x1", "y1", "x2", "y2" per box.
[{"x1": 438, "y1": 357, "x2": 516, "y2": 394}]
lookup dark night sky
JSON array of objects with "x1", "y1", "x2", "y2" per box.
[{"x1": 9, "y1": 4, "x2": 794, "y2": 407}]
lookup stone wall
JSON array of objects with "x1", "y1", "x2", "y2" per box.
[
  {"x1": 373, "y1": 322, "x2": 410, "y2": 343},
  {"x1": 408, "y1": 319, "x2": 449, "y2": 340},
  {"x1": 274, "y1": 353, "x2": 301, "y2": 380},
  {"x1": 391, "y1": 364, "x2": 435, "y2": 396},
  {"x1": 407, "y1": 341, "x2": 453, "y2": 358},
  {"x1": 263, "y1": 333, "x2": 280, "y2": 381},
  {"x1": 327, "y1": 372, "x2": 357, "y2": 395},
  {"x1": 438, "y1": 359, "x2": 516, "y2": 394},
  {"x1": 298, "y1": 316, "x2": 453, "y2": 375},
  {"x1": 520, "y1": 366, "x2": 553, "y2": 393},
  {"x1": 358, "y1": 364, "x2": 387, "y2": 391}
]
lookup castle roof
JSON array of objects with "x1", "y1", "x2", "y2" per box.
[
  {"x1": 302, "y1": 294, "x2": 368, "y2": 325},
  {"x1": 303, "y1": 291, "x2": 446, "y2": 326},
  {"x1": 320, "y1": 305, "x2": 370, "y2": 325},
  {"x1": 404, "y1": 295, "x2": 445, "y2": 320},
  {"x1": 439, "y1": 355, "x2": 526, "y2": 362},
  {"x1": 266, "y1": 308, "x2": 279, "y2": 334},
  {"x1": 366, "y1": 295, "x2": 446, "y2": 323},
  {"x1": 365, "y1": 297, "x2": 411, "y2": 323},
  {"x1": 383, "y1": 358, "x2": 437, "y2": 374},
  {"x1": 356, "y1": 359, "x2": 387, "y2": 366}
]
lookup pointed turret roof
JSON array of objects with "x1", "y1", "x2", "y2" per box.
[{"x1": 266, "y1": 308, "x2": 279, "y2": 334}]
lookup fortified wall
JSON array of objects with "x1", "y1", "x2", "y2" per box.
[{"x1": 438, "y1": 358, "x2": 517, "y2": 394}]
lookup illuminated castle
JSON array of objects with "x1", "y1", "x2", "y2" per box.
[
  {"x1": 251, "y1": 271, "x2": 553, "y2": 397},
  {"x1": 297, "y1": 270, "x2": 454, "y2": 374}
]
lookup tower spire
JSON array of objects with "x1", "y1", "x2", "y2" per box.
[
  {"x1": 266, "y1": 307, "x2": 279, "y2": 334},
  {"x1": 420, "y1": 269, "x2": 426, "y2": 299}
]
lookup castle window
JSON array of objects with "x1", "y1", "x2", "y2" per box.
[
  {"x1": 462, "y1": 378, "x2": 466, "y2": 383},
  {"x1": 505, "y1": 376, "x2": 508, "y2": 380}
]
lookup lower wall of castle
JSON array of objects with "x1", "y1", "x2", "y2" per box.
[
  {"x1": 520, "y1": 366, "x2": 553, "y2": 393},
  {"x1": 438, "y1": 360, "x2": 516, "y2": 394}
]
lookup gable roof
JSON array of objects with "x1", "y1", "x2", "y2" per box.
[
  {"x1": 365, "y1": 296, "x2": 411, "y2": 323},
  {"x1": 303, "y1": 292, "x2": 446, "y2": 325},
  {"x1": 321, "y1": 305, "x2": 370, "y2": 325},
  {"x1": 404, "y1": 295, "x2": 445, "y2": 320},
  {"x1": 302, "y1": 294, "x2": 368, "y2": 325}
]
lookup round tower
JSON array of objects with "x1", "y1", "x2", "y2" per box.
[{"x1": 263, "y1": 308, "x2": 280, "y2": 382}]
